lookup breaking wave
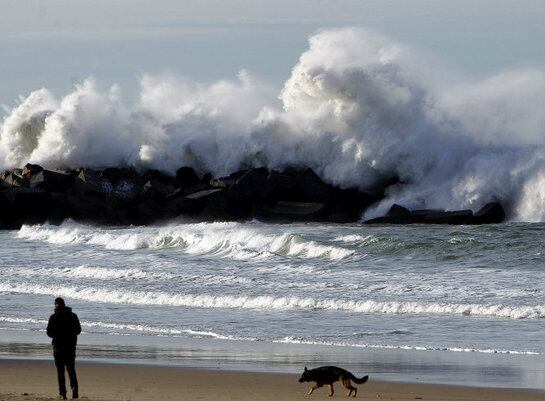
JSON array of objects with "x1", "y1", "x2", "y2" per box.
[
  {"x1": 1, "y1": 28, "x2": 543, "y2": 221},
  {"x1": 77, "y1": 320, "x2": 254, "y2": 341},
  {"x1": 1, "y1": 282, "x2": 543, "y2": 320},
  {"x1": 0, "y1": 316, "x2": 48, "y2": 325},
  {"x1": 0, "y1": 315, "x2": 253, "y2": 341},
  {"x1": 274, "y1": 337, "x2": 543, "y2": 356},
  {"x1": 16, "y1": 222, "x2": 354, "y2": 260},
  {"x1": 6, "y1": 264, "x2": 168, "y2": 281}
]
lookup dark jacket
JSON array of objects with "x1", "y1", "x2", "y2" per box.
[{"x1": 47, "y1": 306, "x2": 81, "y2": 350}]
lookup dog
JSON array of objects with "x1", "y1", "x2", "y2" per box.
[{"x1": 298, "y1": 366, "x2": 368, "y2": 397}]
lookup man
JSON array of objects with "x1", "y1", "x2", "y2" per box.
[{"x1": 47, "y1": 297, "x2": 81, "y2": 399}]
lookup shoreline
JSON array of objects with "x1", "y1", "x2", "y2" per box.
[
  {"x1": 1, "y1": 358, "x2": 544, "y2": 401},
  {"x1": 2, "y1": 331, "x2": 545, "y2": 390}
]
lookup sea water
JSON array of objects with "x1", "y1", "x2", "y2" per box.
[{"x1": 1, "y1": 220, "x2": 544, "y2": 388}]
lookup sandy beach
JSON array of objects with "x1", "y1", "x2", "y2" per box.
[{"x1": 1, "y1": 359, "x2": 543, "y2": 401}]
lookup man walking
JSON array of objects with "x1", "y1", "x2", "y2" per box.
[{"x1": 47, "y1": 297, "x2": 81, "y2": 399}]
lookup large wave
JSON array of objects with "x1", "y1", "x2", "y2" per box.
[
  {"x1": 1, "y1": 28, "x2": 543, "y2": 221},
  {"x1": 17, "y1": 222, "x2": 354, "y2": 260}
]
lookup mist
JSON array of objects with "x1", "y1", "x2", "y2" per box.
[{"x1": 1, "y1": 28, "x2": 543, "y2": 221}]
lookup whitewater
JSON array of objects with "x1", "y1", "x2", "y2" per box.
[
  {"x1": 1, "y1": 28, "x2": 544, "y2": 221},
  {"x1": 1, "y1": 220, "x2": 544, "y2": 358}
]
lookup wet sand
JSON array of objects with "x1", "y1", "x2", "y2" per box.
[{"x1": 0, "y1": 359, "x2": 544, "y2": 401}]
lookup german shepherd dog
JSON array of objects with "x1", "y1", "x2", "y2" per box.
[{"x1": 298, "y1": 366, "x2": 368, "y2": 397}]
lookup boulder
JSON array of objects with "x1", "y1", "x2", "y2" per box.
[
  {"x1": 29, "y1": 170, "x2": 74, "y2": 192},
  {"x1": 185, "y1": 188, "x2": 224, "y2": 202},
  {"x1": 268, "y1": 169, "x2": 295, "y2": 188},
  {"x1": 65, "y1": 194, "x2": 105, "y2": 220},
  {"x1": 364, "y1": 202, "x2": 505, "y2": 225},
  {"x1": 258, "y1": 201, "x2": 325, "y2": 221},
  {"x1": 210, "y1": 170, "x2": 247, "y2": 189},
  {"x1": 263, "y1": 168, "x2": 331, "y2": 204},
  {"x1": 0, "y1": 186, "x2": 45, "y2": 202},
  {"x1": 140, "y1": 179, "x2": 172, "y2": 200},
  {"x1": 137, "y1": 199, "x2": 166, "y2": 224},
  {"x1": 173, "y1": 166, "x2": 200, "y2": 189},
  {"x1": 0, "y1": 187, "x2": 64, "y2": 229},
  {"x1": 183, "y1": 183, "x2": 210, "y2": 196},
  {"x1": 44, "y1": 207, "x2": 70, "y2": 226},
  {"x1": 165, "y1": 188, "x2": 225, "y2": 216},
  {"x1": 295, "y1": 168, "x2": 330, "y2": 203},
  {"x1": 424, "y1": 210, "x2": 474, "y2": 224},
  {"x1": 387, "y1": 204, "x2": 411, "y2": 219},
  {"x1": 326, "y1": 188, "x2": 377, "y2": 222},
  {"x1": 224, "y1": 168, "x2": 273, "y2": 217},
  {"x1": 209, "y1": 178, "x2": 231, "y2": 188},
  {"x1": 1, "y1": 172, "x2": 26, "y2": 188},
  {"x1": 111, "y1": 179, "x2": 140, "y2": 202},
  {"x1": 22, "y1": 163, "x2": 44, "y2": 178},
  {"x1": 474, "y1": 202, "x2": 505, "y2": 224},
  {"x1": 142, "y1": 169, "x2": 173, "y2": 185},
  {"x1": 163, "y1": 187, "x2": 186, "y2": 201},
  {"x1": 110, "y1": 207, "x2": 141, "y2": 226},
  {"x1": 200, "y1": 172, "x2": 213, "y2": 185},
  {"x1": 258, "y1": 170, "x2": 297, "y2": 202},
  {"x1": 74, "y1": 169, "x2": 113, "y2": 198},
  {"x1": 101, "y1": 167, "x2": 135, "y2": 184},
  {"x1": 232, "y1": 168, "x2": 271, "y2": 197},
  {"x1": 362, "y1": 216, "x2": 388, "y2": 224},
  {"x1": 410, "y1": 209, "x2": 444, "y2": 224},
  {"x1": 364, "y1": 204, "x2": 411, "y2": 224}
]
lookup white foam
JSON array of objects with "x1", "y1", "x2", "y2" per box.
[
  {"x1": 16, "y1": 222, "x2": 354, "y2": 261},
  {"x1": 335, "y1": 234, "x2": 383, "y2": 246},
  {"x1": 2, "y1": 282, "x2": 543, "y2": 320},
  {"x1": 9, "y1": 265, "x2": 160, "y2": 281},
  {"x1": 0, "y1": 316, "x2": 48, "y2": 325},
  {"x1": 0, "y1": 28, "x2": 543, "y2": 221},
  {"x1": 447, "y1": 237, "x2": 476, "y2": 244},
  {"x1": 7, "y1": 264, "x2": 263, "y2": 288},
  {"x1": 80, "y1": 321, "x2": 252, "y2": 340},
  {"x1": 0, "y1": 315, "x2": 253, "y2": 341},
  {"x1": 274, "y1": 337, "x2": 543, "y2": 355}
]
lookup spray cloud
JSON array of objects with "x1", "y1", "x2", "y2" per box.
[{"x1": 1, "y1": 28, "x2": 543, "y2": 221}]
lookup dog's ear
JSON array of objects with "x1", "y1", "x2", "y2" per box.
[{"x1": 304, "y1": 366, "x2": 308, "y2": 372}]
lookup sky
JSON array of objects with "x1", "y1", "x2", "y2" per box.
[{"x1": 1, "y1": 0, "x2": 544, "y2": 107}]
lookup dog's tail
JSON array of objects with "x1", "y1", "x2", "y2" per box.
[{"x1": 349, "y1": 374, "x2": 369, "y2": 384}]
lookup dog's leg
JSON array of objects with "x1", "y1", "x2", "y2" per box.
[
  {"x1": 328, "y1": 384, "x2": 334, "y2": 397},
  {"x1": 308, "y1": 383, "x2": 322, "y2": 395},
  {"x1": 343, "y1": 378, "x2": 356, "y2": 397}
]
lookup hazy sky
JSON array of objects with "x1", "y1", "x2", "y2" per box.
[{"x1": 1, "y1": 0, "x2": 544, "y2": 106}]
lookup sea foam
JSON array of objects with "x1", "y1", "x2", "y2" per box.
[
  {"x1": 17, "y1": 222, "x2": 354, "y2": 261},
  {"x1": 0, "y1": 28, "x2": 543, "y2": 221},
  {"x1": 2, "y1": 282, "x2": 543, "y2": 320},
  {"x1": 274, "y1": 337, "x2": 543, "y2": 356}
]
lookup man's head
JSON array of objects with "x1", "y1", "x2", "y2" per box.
[{"x1": 54, "y1": 297, "x2": 65, "y2": 309}]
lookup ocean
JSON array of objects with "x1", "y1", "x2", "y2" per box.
[{"x1": 1, "y1": 220, "x2": 543, "y2": 388}]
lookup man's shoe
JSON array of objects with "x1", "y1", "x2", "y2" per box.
[
  {"x1": 59, "y1": 395, "x2": 67, "y2": 400},
  {"x1": 72, "y1": 388, "x2": 79, "y2": 399}
]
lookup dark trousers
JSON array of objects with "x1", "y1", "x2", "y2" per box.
[{"x1": 54, "y1": 348, "x2": 78, "y2": 396}]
